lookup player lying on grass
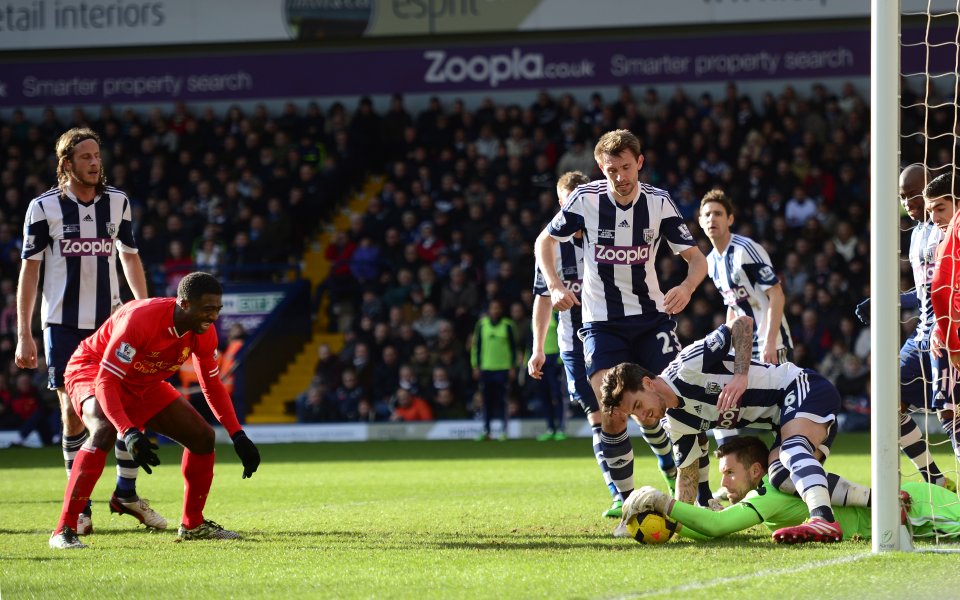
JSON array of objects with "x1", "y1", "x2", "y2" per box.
[
  {"x1": 623, "y1": 435, "x2": 960, "y2": 541},
  {"x1": 49, "y1": 272, "x2": 261, "y2": 549},
  {"x1": 601, "y1": 316, "x2": 872, "y2": 544}
]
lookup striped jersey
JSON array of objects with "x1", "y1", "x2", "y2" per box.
[
  {"x1": 547, "y1": 180, "x2": 696, "y2": 323},
  {"x1": 21, "y1": 186, "x2": 139, "y2": 330},
  {"x1": 661, "y1": 324, "x2": 805, "y2": 468},
  {"x1": 533, "y1": 236, "x2": 584, "y2": 353},
  {"x1": 909, "y1": 221, "x2": 942, "y2": 342},
  {"x1": 706, "y1": 234, "x2": 793, "y2": 358}
]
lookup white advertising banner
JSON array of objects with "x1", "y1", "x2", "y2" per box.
[{"x1": 3, "y1": 0, "x2": 938, "y2": 51}]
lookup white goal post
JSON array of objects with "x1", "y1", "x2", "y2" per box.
[{"x1": 870, "y1": 0, "x2": 903, "y2": 553}]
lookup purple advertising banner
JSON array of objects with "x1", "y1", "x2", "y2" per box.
[{"x1": 0, "y1": 29, "x2": 875, "y2": 107}]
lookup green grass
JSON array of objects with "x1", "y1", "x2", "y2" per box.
[{"x1": 2, "y1": 433, "x2": 960, "y2": 599}]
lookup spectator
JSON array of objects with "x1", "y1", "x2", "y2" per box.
[{"x1": 389, "y1": 387, "x2": 433, "y2": 422}]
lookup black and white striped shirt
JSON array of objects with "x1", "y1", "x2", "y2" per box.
[
  {"x1": 547, "y1": 181, "x2": 696, "y2": 323},
  {"x1": 662, "y1": 324, "x2": 806, "y2": 468},
  {"x1": 706, "y1": 234, "x2": 793, "y2": 358},
  {"x1": 532, "y1": 236, "x2": 584, "y2": 353},
  {"x1": 909, "y1": 221, "x2": 941, "y2": 343},
  {"x1": 21, "y1": 186, "x2": 139, "y2": 330}
]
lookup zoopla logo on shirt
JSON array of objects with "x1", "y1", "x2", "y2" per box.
[
  {"x1": 423, "y1": 49, "x2": 595, "y2": 88},
  {"x1": 594, "y1": 245, "x2": 650, "y2": 265}
]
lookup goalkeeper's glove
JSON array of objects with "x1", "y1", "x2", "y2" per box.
[
  {"x1": 231, "y1": 430, "x2": 260, "y2": 479},
  {"x1": 123, "y1": 428, "x2": 160, "y2": 475},
  {"x1": 622, "y1": 486, "x2": 673, "y2": 522},
  {"x1": 854, "y1": 298, "x2": 870, "y2": 325}
]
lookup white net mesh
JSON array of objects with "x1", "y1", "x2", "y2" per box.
[{"x1": 898, "y1": 0, "x2": 960, "y2": 547}]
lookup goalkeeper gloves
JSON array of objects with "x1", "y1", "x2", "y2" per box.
[
  {"x1": 622, "y1": 486, "x2": 674, "y2": 522},
  {"x1": 123, "y1": 428, "x2": 160, "y2": 475},
  {"x1": 231, "y1": 430, "x2": 260, "y2": 479}
]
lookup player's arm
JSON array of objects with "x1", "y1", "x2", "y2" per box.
[
  {"x1": 528, "y1": 294, "x2": 552, "y2": 379},
  {"x1": 664, "y1": 246, "x2": 707, "y2": 315},
  {"x1": 535, "y1": 228, "x2": 579, "y2": 311},
  {"x1": 716, "y1": 316, "x2": 753, "y2": 412},
  {"x1": 194, "y1": 335, "x2": 260, "y2": 478},
  {"x1": 193, "y1": 337, "x2": 243, "y2": 436},
  {"x1": 676, "y1": 461, "x2": 699, "y2": 505},
  {"x1": 15, "y1": 259, "x2": 41, "y2": 369},
  {"x1": 118, "y1": 251, "x2": 148, "y2": 300},
  {"x1": 116, "y1": 194, "x2": 148, "y2": 300},
  {"x1": 16, "y1": 203, "x2": 50, "y2": 369},
  {"x1": 669, "y1": 500, "x2": 763, "y2": 539},
  {"x1": 95, "y1": 327, "x2": 142, "y2": 435},
  {"x1": 761, "y1": 283, "x2": 786, "y2": 364}
]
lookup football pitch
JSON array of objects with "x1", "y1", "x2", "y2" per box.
[{"x1": 2, "y1": 433, "x2": 960, "y2": 599}]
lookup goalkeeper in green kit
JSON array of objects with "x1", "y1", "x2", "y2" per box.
[{"x1": 623, "y1": 436, "x2": 960, "y2": 541}]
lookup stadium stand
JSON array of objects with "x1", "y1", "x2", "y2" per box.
[{"x1": 1, "y1": 80, "x2": 884, "y2": 437}]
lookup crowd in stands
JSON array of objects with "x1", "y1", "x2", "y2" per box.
[{"x1": 1, "y1": 77, "x2": 927, "y2": 435}]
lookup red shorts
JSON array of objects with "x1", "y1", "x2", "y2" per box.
[{"x1": 66, "y1": 364, "x2": 181, "y2": 429}]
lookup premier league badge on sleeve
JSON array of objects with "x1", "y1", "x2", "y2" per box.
[{"x1": 115, "y1": 342, "x2": 137, "y2": 364}]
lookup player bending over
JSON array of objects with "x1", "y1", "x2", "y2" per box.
[
  {"x1": 626, "y1": 436, "x2": 960, "y2": 541},
  {"x1": 49, "y1": 272, "x2": 261, "y2": 549},
  {"x1": 605, "y1": 316, "x2": 872, "y2": 544}
]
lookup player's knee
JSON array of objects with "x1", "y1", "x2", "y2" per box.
[
  {"x1": 86, "y1": 418, "x2": 117, "y2": 451},
  {"x1": 61, "y1": 410, "x2": 84, "y2": 436},
  {"x1": 187, "y1": 424, "x2": 216, "y2": 454}
]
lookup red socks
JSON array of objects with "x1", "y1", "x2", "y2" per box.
[
  {"x1": 56, "y1": 447, "x2": 107, "y2": 531},
  {"x1": 181, "y1": 450, "x2": 215, "y2": 529}
]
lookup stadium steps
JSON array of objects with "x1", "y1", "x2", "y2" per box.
[
  {"x1": 246, "y1": 176, "x2": 381, "y2": 424},
  {"x1": 246, "y1": 333, "x2": 345, "y2": 423}
]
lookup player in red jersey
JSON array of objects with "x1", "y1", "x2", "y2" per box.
[
  {"x1": 928, "y1": 173, "x2": 960, "y2": 366},
  {"x1": 925, "y1": 172, "x2": 960, "y2": 469},
  {"x1": 49, "y1": 272, "x2": 261, "y2": 549}
]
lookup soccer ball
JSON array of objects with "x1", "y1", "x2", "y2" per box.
[{"x1": 625, "y1": 510, "x2": 678, "y2": 544}]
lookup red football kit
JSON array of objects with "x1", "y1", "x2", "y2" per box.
[{"x1": 64, "y1": 297, "x2": 241, "y2": 436}]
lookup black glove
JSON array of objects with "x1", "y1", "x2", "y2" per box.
[
  {"x1": 123, "y1": 428, "x2": 160, "y2": 475},
  {"x1": 855, "y1": 298, "x2": 870, "y2": 325},
  {"x1": 231, "y1": 430, "x2": 260, "y2": 479}
]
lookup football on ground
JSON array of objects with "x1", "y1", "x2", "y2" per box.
[{"x1": 625, "y1": 510, "x2": 678, "y2": 544}]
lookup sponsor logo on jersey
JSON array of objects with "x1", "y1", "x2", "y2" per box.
[
  {"x1": 618, "y1": 219, "x2": 630, "y2": 228},
  {"x1": 115, "y1": 342, "x2": 136, "y2": 364},
  {"x1": 562, "y1": 279, "x2": 583, "y2": 295},
  {"x1": 720, "y1": 285, "x2": 750, "y2": 307},
  {"x1": 59, "y1": 238, "x2": 114, "y2": 257},
  {"x1": 83, "y1": 214, "x2": 93, "y2": 222},
  {"x1": 715, "y1": 407, "x2": 741, "y2": 429},
  {"x1": 594, "y1": 244, "x2": 649, "y2": 265},
  {"x1": 643, "y1": 228, "x2": 655, "y2": 244}
]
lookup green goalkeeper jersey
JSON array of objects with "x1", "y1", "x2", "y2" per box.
[{"x1": 669, "y1": 476, "x2": 960, "y2": 541}]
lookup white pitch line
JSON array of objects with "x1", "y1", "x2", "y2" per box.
[{"x1": 604, "y1": 552, "x2": 872, "y2": 600}]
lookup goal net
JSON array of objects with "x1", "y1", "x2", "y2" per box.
[{"x1": 880, "y1": 0, "x2": 960, "y2": 552}]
